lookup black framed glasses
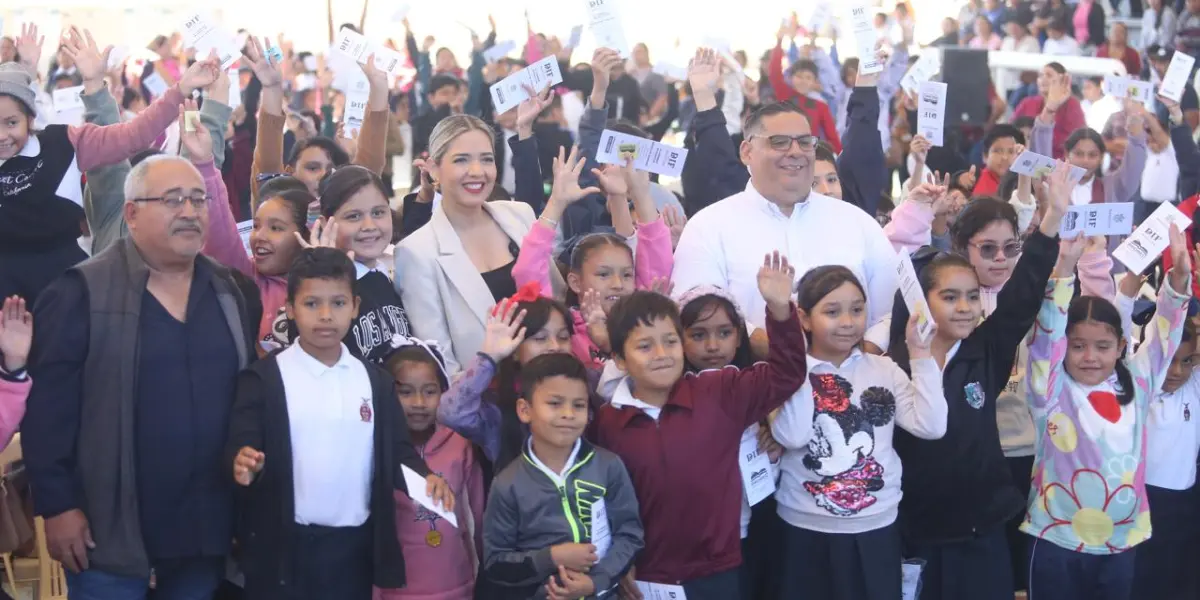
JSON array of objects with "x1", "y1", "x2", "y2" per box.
[
  {"x1": 131, "y1": 192, "x2": 212, "y2": 210},
  {"x1": 969, "y1": 240, "x2": 1022, "y2": 260},
  {"x1": 752, "y1": 134, "x2": 817, "y2": 152}
]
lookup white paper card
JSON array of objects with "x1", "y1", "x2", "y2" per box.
[
  {"x1": 901, "y1": 561, "x2": 924, "y2": 600},
  {"x1": 225, "y1": 68, "x2": 242, "y2": 110},
  {"x1": 334, "y1": 27, "x2": 372, "y2": 62},
  {"x1": 590, "y1": 498, "x2": 612, "y2": 560},
  {"x1": 51, "y1": 108, "x2": 84, "y2": 126},
  {"x1": 489, "y1": 56, "x2": 564, "y2": 115},
  {"x1": 916, "y1": 81, "x2": 947, "y2": 147},
  {"x1": 1159, "y1": 52, "x2": 1197, "y2": 103},
  {"x1": 344, "y1": 91, "x2": 369, "y2": 136},
  {"x1": 809, "y1": 2, "x2": 834, "y2": 33},
  {"x1": 739, "y1": 428, "x2": 775, "y2": 506},
  {"x1": 1113, "y1": 202, "x2": 1193, "y2": 274},
  {"x1": 143, "y1": 71, "x2": 169, "y2": 98},
  {"x1": 635, "y1": 582, "x2": 687, "y2": 600},
  {"x1": 900, "y1": 51, "x2": 941, "y2": 93},
  {"x1": 483, "y1": 40, "x2": 517, "y2": 63},
  {"x1": 896, "y1": 252, "x2": 936, "y2": 342},
  {"x1": 302, "y1": 55, "x2": 318, "y2": 72},
  {"x1": 1059, "y1": 202, "x2": 1135, "y2": 237},
  {"x1": 180, "y1": 11, "x2": 241, "y2": 70},
  {"x1": 237, "y1": 220, "x2": 253, "y2": 258},
  {"x1": 107, "y1": 45, "x2": 130, "y2": 71},
  {"x1": 567, "y1": 24, "x2": 584, "y2": 49},
  {"x1": 52, "y1": 86, "x2": 85, "y2": 113},
  {"x1": 586, "y1": 0, "x2": 631, "y2": 57},
  {"x1": 849, "y1": 2, "x2": 883, "y2": 74},
  {"x1": 652, "y1": 60, "x2": 688, "y2": 81},
  {"x1": 400, "y1": 465, "x2": 458, "y2": 528},
  {"x1": 596, "y1": 129, "x2": 689, "y2": 177},
  {"x1": 390, "y1": 4, "x2": 411, "y2": 22},
  {"x1": 1009, "y1": 150, "x2": 1088, "y2": 184},
  {"x1": 1127, "y1": 80, "x2": 1154, "y2": 105}
]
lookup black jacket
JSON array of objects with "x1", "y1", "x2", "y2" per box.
[
  {"x1": 225, "y1": 353, "x2": 431, "y2": 591},
  {"x1": 680, "y1": 108, "x2": 749, "y2": 217},
  {"x1": 838, "y1": 87, "x2": 887, "y2": 218},
  {"x1": 890, "y1": 230, "x2": 1059, "y2": 544}
]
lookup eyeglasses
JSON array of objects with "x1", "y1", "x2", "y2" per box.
[
  {"x1": 969, "y1": 240, "x2": 1022, "y2": 260},
  {"x1": 131, "y1": 192, "x2": 212, "y2": 210},
  {"x1": 752, "y1": 134, "x2": 817, "y2": 152}
]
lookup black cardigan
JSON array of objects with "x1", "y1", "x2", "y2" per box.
[{"x1": 225, "y1": 352, "x2": 431, "y2": 590}]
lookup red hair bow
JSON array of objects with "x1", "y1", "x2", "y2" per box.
[{"x1": 491, "y1": 282, "x2": 543, "y2": 315}]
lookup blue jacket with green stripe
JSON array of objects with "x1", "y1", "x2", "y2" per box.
[{"x1": 481, "y1": 438, "x2": 643, "y2": 599}]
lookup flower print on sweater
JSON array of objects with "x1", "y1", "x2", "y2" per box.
[{"x1": 803, "y1": 373, "x2": 897, "y2": 516}]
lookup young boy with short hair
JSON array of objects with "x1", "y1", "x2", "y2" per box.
[
  {"x1": 226, "y1": 248, "x2": 453, "y2": 600},
  {"x1": 974, "y1": 124, "x2": 1026, "y2": 196},
  {"x1": 591, "y1": 252, "x2": 807, "y2": 598},
  {"x1": 481, "y1": 353, "x2": 644, "y2": 600}
]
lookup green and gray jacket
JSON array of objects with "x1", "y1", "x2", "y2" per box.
[{"x1": 482, "y1": 439, "x2": 643, "y2": 599}]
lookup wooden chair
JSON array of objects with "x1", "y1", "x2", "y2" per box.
[{"x1": 0, "y1": 435, "x2": 67, "y2": 600}]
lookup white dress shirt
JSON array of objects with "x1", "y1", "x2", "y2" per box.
[
  {"x1": 1147, "y1": 370, "x2": 1200, "y2": 490},
  {"x1": 1085, "y1": 94, "x2": 1122, "y2": 133},
  {"x1": 1141, "y1": 143, "x2": 1180, "y2": 204},
  {"x1": 672, "y1": 183, "x2": 899, "y2": 350},
  {"x1": 278, "y1": 343, "x2": 376, "y2": 527},
  {"x1": 609, "y1": 377, "x2": 663, "y2": 421},
  {"x1": 1043, "y1": 36, "x2": 1083, "y2": 57}
]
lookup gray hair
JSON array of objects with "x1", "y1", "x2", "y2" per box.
[
  {"x1": 123, "y1": 154, "x2": 203, "y2": 202},
  {"x1": 427, "y1": 114, "x2": 494, "y2": 165}
]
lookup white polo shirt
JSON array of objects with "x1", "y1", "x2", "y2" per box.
[
  {"x1": 672, "y1": 182, "x2": 899, "y2": 349},
  {"x1": 277, "y1": 343, "x2": 376, "y2": 527},
  {"x1": 1147, "y1": 370, "x2": 1200, "y2": 490}
]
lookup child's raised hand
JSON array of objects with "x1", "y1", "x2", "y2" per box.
[
  {"x1": 904, "y1": 311, "x2": 936, "y2": 360},
  {"x1": 482, "y1": 301, "x2": 528, "y2": 363},
  {"x1": 646, "y1": 276, "x2": 674, "y2": 297},
  {"x1": 295, "y1": 217, "x2": 355, "y2": 261},
  {"x1": 233, "y1": 446, "x2": 265, "y2": 486},
  {"x1": 662, "y1": 205, "x2": 687, "y2": 250},
  {"x1": 0, "y1": 296, "x2": 32, "y2": 373},
  {"x1": 1054, "y1": 233, "x2": 1087, "y2": 278},
  {"x1": 550, "y1": 542, "x2": 598, "y2": 572},
  {"x1": 1117, "y1": 272, "x2": 1147, "y2": 299},
  {"x1": 549, "y1": 146, "x2": 602, "y2": 208},
  {"x1": 546, "y1": 565, "x2": 595, "y2": 599},
  {"x1": 757, "y1": 251, "x2": 796, "y2": 320},
  {"x1": 1167, "y1": 223, "x2": 1192, "y2": 294},
  {"x1": 425, "y1": 474, "x2": 456, "y2": 512},
  {"x1": 580, "y1": 289, "x2": 612, "y2": 354}
]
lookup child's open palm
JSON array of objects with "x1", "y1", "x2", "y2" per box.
[
  {"x1": 580, "y1": 289, "x2": 611, "y2": 353},
  {"x1": 757, "y1": 251, "x2": 796, "y2": 313},
  {"x1": 1166, "y1": 224, "x2": 1192, "y2": 294},
  {"x1": 550, "y1": 146, "x2": 602, "y2": 207},
  {"x1": 482, "y1": 301, "x2": 528, "y2": 363},
  {"x1": 0, "y1": 297, "x2": 32, "y2": 373}
]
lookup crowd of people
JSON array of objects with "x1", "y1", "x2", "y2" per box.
[{"x1": 1, "y1": 0, "x2": 1200, "y2": 599}]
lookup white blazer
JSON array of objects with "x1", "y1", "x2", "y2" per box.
[{"x1": 395, "y1": 200, "x2": 566, "y2": 373}]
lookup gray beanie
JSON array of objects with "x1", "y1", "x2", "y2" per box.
[{"x1": 0, "y1": 62, "x2": 36, "y2": 116}]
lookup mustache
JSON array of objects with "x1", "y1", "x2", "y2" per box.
[{"x1": 171, "y1": 219, "x2": 203, "y2": 234}]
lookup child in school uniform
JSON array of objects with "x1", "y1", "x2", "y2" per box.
[
  {"x1": 480, "y1": 353, "x2": 643, "y2": 600},
  {"x1": 1022, "y1": 226, "x2": 1194, "y2": 600},
  {"x1": 591, "y1": 252, "x2": 807, "y2": 599},
  {"x1": 771, "y1": 266, "x2": 948, "y2": 600},
  {"x1": 226, "y1": 248, "x2": 454, "y2": 600},
  {"x1": 379, "y1": 339, "x2": 487, "y2": 600},
  {"x1": 0, "y1": 296, "x2": 31, "y2": 452},
  {"x1": 1134, "y1": 320, "x2": 1200, "y2": 599}
]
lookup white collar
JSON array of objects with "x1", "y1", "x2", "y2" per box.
[
  {"x1": 285, "y1": 342, "x2": 355, "y2": 376},
  {"x1": 526, "y1": 437, "x2": 582, "y2": 487},
  {"x1": 610, "y1": 377, "x2": 664, "y2": 421},
  {"x1": 18, "y1": 135, "x2": 41, "y2": 158},
  {"x1": 806, "y1": 349, "x2": 865, "y2": 371},
  {"x1": 743, "y1": 180, "x2": 823, "y2": 220},
  {"x1": 354, "y1": 260, "x2": 387, "y2": 280}
]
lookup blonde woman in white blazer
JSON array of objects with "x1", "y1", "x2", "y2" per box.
[{"x1": 395, "y1": 114, "x2": 565, "y2": 373}]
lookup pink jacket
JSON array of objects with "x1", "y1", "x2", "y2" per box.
[
  {"x1": 374, "y1": 425, "x2": 484, "y2": 600},
  {"x1": 0, "y1": 376, "x2": 29, "y2": 453},
  {"x1": 882, "y1": 199, "x2": 937, "y2": 256},
  {"x1": 198, "y1": 160, "x2": 288, "y2": 347},
  {"x1": 67, "y1": 85, "x2": 185, "y2": 171},
  {"x1": 512, "y1": 218, "x2": 675, "y2": 369}
]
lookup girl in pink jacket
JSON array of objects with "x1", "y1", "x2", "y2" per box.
[
  {"x1": 379, "y1": 339, "x2": 486, "y2": 600},
  {"x1": 0, "y1": 296, "x2": 32, "y2": 453}
]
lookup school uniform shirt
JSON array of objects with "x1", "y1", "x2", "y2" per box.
[
  {"x1": 262, "y1": 262, "x2": 411, "y2": 364},
  {"x1": 1146, "y1": 371, "x2": 1200, "y2": 490},
  {"x1": 1023, "y1": 276, "x2": 1190, "y2": 554},
  {"x1": 1140, "y1": 143, "x2": 1181, "y2": 204},
  {"x1": 589, "y1": 308, "x2": 808, "y2": 585},
  {"x1": 672, "y1": 184, "x2": 898, "y2": 350},
  {"x1": 771, "y1": 351, "x2": 947, "y2": 534}
]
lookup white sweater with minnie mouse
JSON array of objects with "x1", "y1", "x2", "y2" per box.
[{"x1": 771, "y1": 351, "x2": 948, "y2": 534}]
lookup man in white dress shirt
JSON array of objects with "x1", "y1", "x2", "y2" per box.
[{"x1": 672, "y1": 102, "x2": 899, "y2": 351}]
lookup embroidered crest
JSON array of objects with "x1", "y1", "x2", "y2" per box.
[
  {"x1": 964, "y1": 382, "x2": 985, "y2": 409},
  {"x1": 360, "y1": 398, "x2": 373, "y2": 423}
]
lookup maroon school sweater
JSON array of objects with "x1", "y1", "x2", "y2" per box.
[{"x1": 590, "y1": 308, "x2": 807, "y2": 584}]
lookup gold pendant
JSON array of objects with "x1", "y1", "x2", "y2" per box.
[{"x1": 426, "y1": 530, "x2": 442, "y2": 547}]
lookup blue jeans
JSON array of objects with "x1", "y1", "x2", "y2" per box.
[
  {"x1": 1027, "y1": 536, "x2": 1135, "y2": 600},
  {"x1": 64, "y1": 557, "x2": 224, "y2": 600}
]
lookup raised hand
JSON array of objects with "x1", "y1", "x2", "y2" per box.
[
  {"x1": 63, "y1": 27, "x2": 112, "y2": 84},
  {"x1": 179, "y1": 50, "x2": 221, "y2": 96},
  {"x1": 758, "y1": 251, "x2": 796, "y2": 320},
  {"x1": 412, "y1": 155, "x2": 437, "y2": 203},
  {"x1": 905, "y1": 311, "x2": 936, "y2": 359},
  {"x1": 243, "y1": 36, "x2": 283, "y2": 88},
  {"x1": 177, "y1": 99, "x2": 214, "y2": 163},
  {"x1": 233, "y1": 446, "x2": 265, "y2": 486},
  {"x1": 0, "y1": 296, "x2": 32, "y2": 373},
  {"x1": 590, "y1": 48, "x2": 622, "y2": 104},
  {"x1": 549, "y1": 146, "x2": 603, "y2": 208},
  {"x1": 482, "y1": 301, "x2": 528, "y2": 362},
  {"x1": 295, "y1": 217, "x2": 353, "y2": 260},
  {"x1": 1117, "y1": 272, "x2": 1147, "y2": 299},
  {"x1": 662, "y1": 204, "x2": 687, "y2": 249},
  {"x1": 516, "y1": 83, "x2": 553, "y2": 136},
  {"x1": 646, "y1": 276, "x2": 674, "y2": 297},
  {"x1": 909, "y1": 134, "x2": 932, "y2": 162},
  {"x1": 579, "y1": 289, "x2": 612, "y2": 353},
  {"x1": 1044, "y1": 72, "x2": 1072, "y2": 112},
  {"x1": 360, "y1": 52, "x2": 389, "y2": 91},
  {"x1": 1125, "y1": 98, "x2": 1148, "y2": 137},
  {"x1": 1041, "y1": 161, "x2": 1071, "y2": 234},
  {"x1": 336, "y1": 125, "x2": 360, "y2": 159},
  {"x1": 591, "y1": 164, "x2": 628, "y2": 198},
  {"x1": 16, "y1": 23, "x2": 44, "y2": 70},
  {"x1": 688, "y1": 47, "x2": 721, "y2": 99},
  {"x1": 1054, "y1": 233, "x2": 1088, "y2": 278},
  {"x1": 1167, "y1": 223, "x2": 1192, "y2": 294},
  {"x1": 208, "y1": 68, "x2": 232, "y2": 107}
]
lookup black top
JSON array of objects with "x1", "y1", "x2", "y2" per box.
[
  {"x1": 481, "y1": 241, "x2": 520, "y2": 303},
  {"x1": 891, "y1": 230, "x2": 1060, "y2": 544},
  {"x1": 0, "y1": 125, "x2": 84, "y2": 252},
  {"x1": 226, "y1": 352, "x2": 431, "y2": 591}
]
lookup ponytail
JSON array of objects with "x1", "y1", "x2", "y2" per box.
[{"x1": 1113, "y1": 354, "x2": 1135, "y2": 406}]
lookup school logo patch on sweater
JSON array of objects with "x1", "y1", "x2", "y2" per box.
[{"x1": 964, "y1": 382, "x2": 985, "y2": 410}]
